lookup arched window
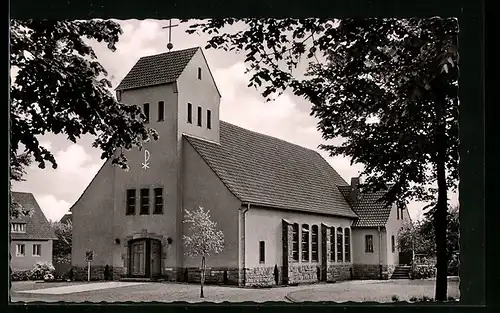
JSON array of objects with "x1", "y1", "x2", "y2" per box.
[
  {"x1": 311, "y1": 225, "x2": 319, "y2": 262},
  {"x1": 344, "y1": 228, "x2": 351, "y2": 262},
  {"x1": 301, "y1": 224, "x2": 309, "y2": 262},
  {"x1": 336, "y1": 227, "x2": 343, "y2": 262},
  {"x1": 330, "y1": 227, "x2": 335, "y2": 262}
]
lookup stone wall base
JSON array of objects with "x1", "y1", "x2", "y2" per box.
[
  {"x1": 326, "y1": 264, "x2": 352, "y2": 282},
  {"x1": 72, "y1": 265, "x2": 115, "y2": 281},
  {"x1": 352, "y1": 264, "x2": 388, "y2": 280},
  {"x1": 288, "y1": 263, "x2": 322, "y2": 285},
  {"x1": 178, "y1": 267, "x2": 239, "y2": 285},
  {"x1": 244, "y1": 266, "x2": 284, "y2": 287}
]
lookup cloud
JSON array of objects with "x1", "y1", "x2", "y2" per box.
[{"x1": 36, "y1": 194, "x2": 71, "y2": 222}]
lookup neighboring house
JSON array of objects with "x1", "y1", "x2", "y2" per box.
[
  {"x1": 10, "y1": 192, "x2": 57, "y2": 270},
  {"x1": 339, "y1": 180, "x2": 412, "y2": 279},
  {"x1": 59, "y1": 213, "x2": 72, "y2": 224},
  {"x1": 70, "y1": 46, "x2": 409, "y2": 285}
]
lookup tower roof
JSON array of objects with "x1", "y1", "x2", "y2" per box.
[{"x1": 116, "y1": 47, "x2": 199, "y2": 91}]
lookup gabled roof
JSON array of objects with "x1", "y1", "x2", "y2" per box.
[
  {"x1": 10, "y1": 192, "x2": 57, "y2": 240},
  {"x1": 59, "y1": 213, "x2": 72, "y2": 224},
  {"x1": 338, "y1": 186, "x2": 392, "y2": 227},
  {"x1": 184, "y1": 121, "x2": 358, "y2": 218},
  {"x1": 116, "y1": 47, "x2": 199, "y2": 91}
]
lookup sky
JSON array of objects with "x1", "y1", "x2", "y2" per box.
[{"x1": 12, "y1": 19, "x2": 458, "y2": 222}]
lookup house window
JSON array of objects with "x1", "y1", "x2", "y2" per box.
[
  {"x1": 140, "y1": 188, "x2": 150, "y2": 215},
  {"x1": 187, "y1": 103, "x2": 193, "y2": 123},
  {"x1": 207, "y1": 109, "x2": 212, "y2": 130},
  {"x1": 143, "y1": 103, "x2": 150, "y2": 123},
  {"x1": 16, "y1": 244, "x2": 25, "y2": 257},
  {"x1": 391, "y1": 235, "x2": 396, "y2": 253},
  {"x1": 198, "y1": 67, "x2": 202, "y2": 80},
  {"x1": 197, "y1": 106, "x2": 202, "y2": 127},
  {"x1": 11, "y1": 223, "x2": 26, "y2": 233},
  {"x1": 397, "y1": 207, "x2": 400, "y2": 220},
  {"x1": 116, "y1": 90, "x2": 122, "y2": 101},
  {"x1": 153, "y1": 188, "x2": 163, "y2": 214},
  {"x1": 365, "y1": 235, "x2": 374, "y2": 253},
  {"x1": 337, "y1": 227, "x2": 343, "y2": 262},
  {"x1": 311, "y1": 225, "x2": 319, "y2": 262},
  {"x1": 126, "y1": 189, "x2": 136, "y2": 215},
  {"x1": 32, "y1": 244, "x2": 41, "y2": 257},
  {"x1": 158, "y1": 101, "x2": 164, "y2": 121},
  {"x1": 400, "y1": 208, "x2": 404, "y2": 220},
  {"x1": 259, "y1": 241, "x2": 265, "y2": 264},
  {"x1": 330, "y1": 227, "x2": 335, "y2": 262},
  {"x1": 301, "y1": 224, "x2": 309, "y2": 262},
  {"x1": 292, "y1": 223, "x2": 299, "y2": 261},
  {"x1": 344, "y1": 228, "x2": 351, "y2": 262}
]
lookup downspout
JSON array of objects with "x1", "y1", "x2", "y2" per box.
[
  {"x1": 240, "y1": 203, "x2": 250, "y2": 286},
  {"x1": 378, "y1": 226, "x2": 383, "y2": 279}
]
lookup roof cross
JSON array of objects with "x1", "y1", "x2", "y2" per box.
[{"x1": 162, "y1": 19, "x2": 179, "y2": 51}]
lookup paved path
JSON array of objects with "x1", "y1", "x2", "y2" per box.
[{"x1": 16, "y1": 282, "x2": 148, "y2": 295}]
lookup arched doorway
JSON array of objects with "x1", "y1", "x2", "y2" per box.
[{"x1": 128, "y1": 238, "x2": 162, "y2": 279}]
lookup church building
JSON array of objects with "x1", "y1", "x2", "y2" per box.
[{"x1": 70, "y1": 47, "x2": 411, "y2": 285}]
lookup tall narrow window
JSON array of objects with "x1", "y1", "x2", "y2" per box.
[
  {"x1": 158, "y1": 101, "x2": 164, "y2": 121},
  {"x1": 301, "y1": 224, "x2": 309, "y2": 262},
  {"x1": 143, "y1": 103, "x2": 150, "y2": 123},
  {"x1": 207, "y1": 109, "x2": 212, "y2": 129},
  {"x1": 116, "y1": 90, "x2": 122, "y2": 102},
  {"x1": 153, "y1": 188, "x2": 163, "y2": 214},
  {"x1": 197, "y1": 106, "x2": 202, "y2": 126},
  {"x1": 140, "y1": 188, "x2": 150, "y2": 215},
  {"x1": 197, "y1": 67, "x2": 202, "y2": 80},
  {"x1": 311, "y1": 225, "x2": 319, "y2": 262},
  {"x1": 401, "y1": 208, "x2": 404, "y2": 220},
  {"x1": 344, "y1": 228, "x2": 351, "y2": 262},
  {"x1": 259, "y1": 241, "x2": 265, "y2": 263},
  {"x1": 330, "y1": 227, "x2": 335, "y2": 262},
  {"x1": 365, "y1": 235, "x2": 374, "y2": 253},
  {"x1": 187, "y1": 103, "x2": 193, "y2": 123},
  {"x1": 32, "y1": 244, "x2": 41, "y2": 256},
  {"x1": 126, "y1": 189, "x2": 136, "y2": 215},
  {"x1": 16, "y1": 244, "x2": 25, "y2": 257},
  {"x1": 391, "y1": 235, "x2": 395, "y2": 253},
  {"x1": 337, "y1": 227, "x2": 343, "y2": 262},
  {"x1": 397, "y1": 206, "x2": 400, "y2": 220},
  {"x1": 292, "y1": 223, "x2": 299, "y2": 261}
]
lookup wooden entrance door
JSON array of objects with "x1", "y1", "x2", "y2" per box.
[
  {"x1": 150, "y1": 240, "x2": 161, "y2": 278},
  {"x1": 130, "y1": 240, "x2": 146, "y2": 276}
]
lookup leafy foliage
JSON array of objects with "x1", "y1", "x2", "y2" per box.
[
  {"x1": 10, "y1": 19, "x2": 158, "y2": 182},
  {"x1": 29, "y1": 261, "x2": 55, "y2": 280},
  {"x1": 52, "y1": 220, "x2": 72, "y2": 260},
  {"x1": 11, "y1": 269, "x2": 31, "y2": 281}
]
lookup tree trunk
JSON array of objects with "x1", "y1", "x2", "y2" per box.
[
  {"x1": 200, "y1": 256, "x2": 205, "y2": 298},
  {"x1": 434, "y1": 97, "x2": 449, "y2": 301}
]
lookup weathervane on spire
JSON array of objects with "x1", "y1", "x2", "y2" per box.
[{"x1": 162, "y1": 19, "x2": 179, "y2": 52}]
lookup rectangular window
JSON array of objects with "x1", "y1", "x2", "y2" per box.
[
  {"x1": 330, "y1": 227, "x2": 335, "y2": 262},
  {"x1": 259, "y1": 241, "x2": 265, "y2": 264},
  {"x1": 126, "y1": 189, "x2": 136, "y2": 215},
  {"x1": 187, "y1": 103, "x2": 193, "y2": 123},
  {"x1": 153, "y1": 188, "x2": 163, "y2": 214},
  {"x1": 391, "y1": 235, "x2": 396, "y2": 253},
  {"x1": 32, "y1": 244, "x2": 41, "y2": 257},
  {"x1": 11, "y1": 223, "x2": 26, "y2": 233},
  {"x1": 401, "y1": 208, "x2": 404, "y2": 220},
  {"x1": 292, "y1": 223, "x2": 299, "y2": 261},
  {"x1": 16, "y1": 244, "x2": 25, "y2": 257},
  {"x1": 344, "y1": 228, "x2": 351, "y2": 262},
  {"x1": 207, "y1": 109, "x2": 212, "y2": 130},
  {"x1": 301, "y1": 224, "x2": 309, "y2": 262},
  {"x1": 158, "y1": 101, "x2": 164, "y2": 121},
  {"x1": 311, "y1": 225, "x2": 319, "y2": 262},
  {"x1": 198, "y1": 67, "x2": 202, "y2": 80},
  {"x1": 116, "y1": 90, "x2": 122, "y2": 102},
  {"x1": 397, "y1": 206, "x2": 399, "y2": 220},
  {"x1": 140, "y1": 188, "x2": 150, "y2": 215},
  {"x1": 197, "y1": 106, "x2": 202, "y2": 127},
  {"x1": 143, "y1": 103, "x2": 150, "y2": 123},
  {"x1": 365, "y1": 235, "x2": 374, "y2": 253},
  {"x1": 337, "y1": 227, "x2": 343, "y2": 262}
]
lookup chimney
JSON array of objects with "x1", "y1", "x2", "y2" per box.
[{"x1": 350, "y1": 177, "x2": 361, "y2": 204}]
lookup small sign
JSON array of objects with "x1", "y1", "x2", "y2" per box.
[{"x1": 85, "y1": 250, "x2": 94, "y2": 262}]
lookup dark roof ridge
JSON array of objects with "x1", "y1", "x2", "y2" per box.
[{"x1": 137, "y1": 46, "x2": 200, "y2": 61}]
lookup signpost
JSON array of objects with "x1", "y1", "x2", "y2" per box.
[{"x1": 85, "y1": 250, "x2": 94, "y2": 282}]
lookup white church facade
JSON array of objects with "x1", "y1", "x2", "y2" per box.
[{"x1": 70, "y1": 47, "x2": 411, "y2": 286}]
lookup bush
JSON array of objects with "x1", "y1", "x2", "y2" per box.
[
  {"x1": 43, "y1": 273, "x2": 55, "y2": 281},
  {"x1": 447, "y1": 253, "x2": 460, "y2": 276},
  {"x1": 11, "y1": 269, "x2": 30, "y2": 281},
  {"x1": 410, "y1": 264, "x2": 436, "y2": 279},
  {"x1": 29, "y1": 261, "x2": 55, "y2": 280}
]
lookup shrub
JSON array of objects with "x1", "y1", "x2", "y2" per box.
[
  {"x1": 43, "y1": 273, "x2": 55, "y2": 281},
  {"x1": 11, "y1": 269, "x2": 31, "y2": 281},
  {"x1": 29, "y1": 261, "x2": 55, "y2": 280},
  {"x1": 410, "y1": 264, "x2": 436, "y2": 279},
  {"x1": 447, "y1": 253, "x2": 460, "y2": 276}
]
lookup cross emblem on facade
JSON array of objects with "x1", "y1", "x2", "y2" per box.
[{"x1": 162, "y1": 19, "x2": 179, "y2": 51}]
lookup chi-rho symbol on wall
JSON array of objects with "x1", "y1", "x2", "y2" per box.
[{"x1": 141, "y1": 150, "x2": 151, "y2": 170}]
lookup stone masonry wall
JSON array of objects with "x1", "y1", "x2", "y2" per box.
[
  {"x1": 245, "y1": 266, "x2": 283, "y2": 287},
  {"x1": 352, "y1": 264, "x2": 388, "y2": 279},
  {"x1": 72, "y1": 265, "x2": 115, "y2": 281},
  {"x1": 326, "y1": 264, "x2": 352, "y2": 282},
  {"x1": 288, "y1": 263, "x2": 321, "y2": 284},
  {"x1": 179, "y1": 267, "x2": 239, "y2": 285}
]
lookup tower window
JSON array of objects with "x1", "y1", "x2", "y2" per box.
[
  {"x1": 126, "y1": 189, "x2": 136, "y2": 215},
  {"x1": 140, "y1": 188, "x2": 150, "y2": 215},
  {"x1": 198, "y1": 67, "x2": 202, "y2": 80},
  {"x1": 207, "y1": 109, "x2": 212, "y2": 129},
  {"x1": 143, "y1": 103, "x2": 150, "y2": 123},
  {"x1": 197, "y1": 106, "x2": 202, "y2": 127},
  {"x1": 187, "y1": 103, "x2": 192, "y2": 123},
  {"x1": 259, "y1": 241, "x2": 265, "y2": 264},
  {"x1": 154, "y1": 188, "x2": 163, "y2": 214},
  {"x1": 158, "y1": 101, "x2": 164, "y2": 122}
]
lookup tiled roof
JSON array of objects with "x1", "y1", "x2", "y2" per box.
[
  {"x1": 59, "y1": 213, "x2": 72, "y2": 224},
  {"x1": 338, "y1": 186, "x2": 392, "y2": 227},
  {"x1": 10, "y1": 192, "x2": 57, "y2": 240},
  {"x1": 184, "y1": 121, "x2": 358, "y2": 218},
  {"x1": 116, "y1": 47, "x2": 199, "y2": 91}
]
